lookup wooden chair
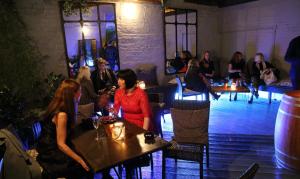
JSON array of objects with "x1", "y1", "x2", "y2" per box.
[
  {"x1": 175, "y1": 75, "x2": 206, "y2": 100},
  {"x1": 163, "y1": 100, "x2": 210, "y2": 179}
]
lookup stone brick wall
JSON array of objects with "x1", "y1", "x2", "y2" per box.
[
  {"x1": 15, "y1": 0, "x2": 68, "y2": 77},
  {"x1": 115, "y1": 1, "x2": 166, "y2": 83},
  {"x1": 219, "y1": 0, "x2": 300, "y2": 78}
]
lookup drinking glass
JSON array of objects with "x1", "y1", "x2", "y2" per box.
[{"x1": 92, "y1": 116, "x2": 99, "y2": 141}]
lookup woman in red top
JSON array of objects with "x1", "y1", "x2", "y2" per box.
[{"x1": 113, "y1": 69, "x2": 152, "y2": 130}]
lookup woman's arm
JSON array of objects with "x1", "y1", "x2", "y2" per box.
[
  {"x1": 228, "y1": 64, "x2": 241, "y2": 73},
  {"x1": 140, "y1": 91, "x2": 151, "y2": 130},
  {"x1": 113, "y1": 90, "x2": 121, "y2": 115},
  {"x1": 55, "y1": 112, "x2": 89, "y2": 171}
]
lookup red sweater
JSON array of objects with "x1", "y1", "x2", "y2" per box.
[{"x1": 114, "y1": 87, "x2": 152, "y2": 129}]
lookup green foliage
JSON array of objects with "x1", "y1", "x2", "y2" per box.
[
  {"x1": 43, "y1": 72, "x2": 65, "y2": 106},
  {"x1": 63, "y1": 0, "x2": 91, "y2": 16}
]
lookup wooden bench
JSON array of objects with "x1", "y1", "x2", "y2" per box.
[{"x1": 248, "y1": 79, "x2": 293, "y2": 104}]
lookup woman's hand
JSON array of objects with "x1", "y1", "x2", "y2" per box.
[{"x1": 78, "y1": 158, "x2": 90, "y2": 171}]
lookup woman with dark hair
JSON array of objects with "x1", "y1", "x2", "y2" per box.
[
  {"x1": 185, "y1": 59, "x2": 220, "y2": 100},
  {"x1": 37, "y1": 79, "x2": 92, "y2": 178},
  {"x1": 228, "y1": 51, "x2": 246, "y2": 85},
  {"x1": 199, "y1": 51, "x2": 215, "y2": 80},
  {"x1": 113, "y1": 69, "x2": 152, "y2": 130}
]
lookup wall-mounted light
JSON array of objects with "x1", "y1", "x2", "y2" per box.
[
  {"x1": 121, "y1": 2, "x2": 138, "y2": 20},
  {"x1": 81, "y1": 26, "x2": 89, "y2": 36}
]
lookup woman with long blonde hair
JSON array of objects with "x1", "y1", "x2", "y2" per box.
[{"x1": 76, "y1": 66, "x2": 98, "y2": 105}]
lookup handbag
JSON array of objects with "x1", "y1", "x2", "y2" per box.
[
  {"x1": 260, "y1": 69, "x2": 277, "y2": 85},
  {"x1": 0, "y1": 129, "x2": 42, "y2": 179}
]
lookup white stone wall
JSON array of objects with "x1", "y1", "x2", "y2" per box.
[
  {"x1": 219, "y1": 0, "x2": 300, "y2": 78},
  {"x1": 115, "y1": 1, "x2": 166, "y2": 83},
  {"x1": 15, "y1": 0, "x2": 68, "y2": 77}
]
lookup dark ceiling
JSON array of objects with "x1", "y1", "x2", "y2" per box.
[{"x1": 184, "y1": 0, "x2": 258, "y2": 8}]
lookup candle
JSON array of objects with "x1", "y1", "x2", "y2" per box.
[
  {"x1": 138, "y1": 81, "x2": 146, "y2": 90},
  {"x1": 112, "y1": 121, "x2": 125, "y2": 140},
  {"x1": 231, "y1": 82, "x2": 236, "y2": 90}
]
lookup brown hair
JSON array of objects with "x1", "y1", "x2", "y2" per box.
[
  {"x1": 44, "y1": 79, "x2": 80, "y2": 125},
  {"x1": 231, "y1": 51, "x2": 243, "y2": 63},
  {"x1": 255, "y1": 52, "x2": 265, "y2": 60},
  {"x1": 201, "y1": 50, "x2": 211, "y2": 61}
]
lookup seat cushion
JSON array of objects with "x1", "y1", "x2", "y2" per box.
[{"x1": 171, "y1": 108, "x2": 209, "y2": 144}]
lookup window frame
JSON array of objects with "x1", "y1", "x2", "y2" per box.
[
  {"x1": 59, "y1": 2, "x2": 120, "y2": 75},
  {"x1": 164, "y1": 7, "x2": 198, "y2": 75}
]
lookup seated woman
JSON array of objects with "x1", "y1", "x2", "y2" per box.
[
  {"x1": 178, "y1": 50, "x2": 193, "y2": 73},
  {"x1": 91, "y1": 58, "x2": 117, "y2": 94},
  {"x1": 228, "y1": 51, "x2": 246, "y2": 86},
  {"x1": 251, "y1": 52, "x2": 274, "y2": 98},
  {"x1": 76, "y1": 66, "x2": 98, "y2": 105},
  {"x1": 113, "y1": 69, "x2": 153, "y2": 177},
  {"x1": 199, "y1": 50, "x2": 215, "y2": 81},
  {"x1": 185, "y1": 59, "x2": 220, "y2": 100},
  {"x1": 113, "y1": 69, "x2": 152, "y2": 130},
  {"x1": 37, "y1": 79, "x2": 92, "y2": 179}
]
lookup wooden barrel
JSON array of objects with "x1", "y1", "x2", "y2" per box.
[{"x1": 275, "y1": 90, "x2": 300, "y2": 171}]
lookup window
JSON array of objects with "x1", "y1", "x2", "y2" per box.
[
  {"x1": 164, "y1": 8, "x2": 197, "y2": 74},
  {"x1": 60, "y1": 2, "x2": 119, "y2": 76}
]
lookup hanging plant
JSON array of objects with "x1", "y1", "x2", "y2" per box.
[{"x1": 63, "y1": 0, "x2": 92, "y2": 16}]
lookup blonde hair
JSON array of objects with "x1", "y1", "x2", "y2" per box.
[{"x1": 77, "y1": 66, "x2": 91, "y2": 82}]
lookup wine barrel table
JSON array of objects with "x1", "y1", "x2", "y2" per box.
[{"x1": 275, "y1": 90, "x2": 300, "y2": 171}]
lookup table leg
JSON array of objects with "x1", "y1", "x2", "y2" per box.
[
  {"x1": 229, "y1": 92, "x2": 232, "y2": 101},
  {"x1": 162, "y1": 150, "x2": 166, "y2": 179}
]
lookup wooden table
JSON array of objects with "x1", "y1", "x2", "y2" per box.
[
  {"x1": 71, "y1": 120, "x2": 170, "y2": 175},
  {"x1": 212, "y1": 85, "x2": 250, "y2": 101}
]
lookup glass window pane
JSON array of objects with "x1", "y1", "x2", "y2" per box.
[
  {"x1": 82, "y1": 6, "x2": 98, "y2": 21},
  {"x1": 63, "y1": 9, "x2": 80, "y2": 21},
  {"x1": 165, "y1": 8, "x2": 175, "y2": 23},
  {"x1": 64, "y1": 23, "x2": 82, "y2": 58},
  {"x1": 177, "y1": 25, "x2": 187, "y2": 52},
  {"x1": 188, "y1": 25, "x2": 197, "y2": 57},
  {"x1": 187, "y1": 11, "x2": 196, "y2": 24},
  {"x1": 82, "y1": 22, "x2": 100, "y2": 66},
  {"x1": 100, "y1": 22, "x2": 119, "y2": 70},
  {"x1": 177, "y1": 9, "x2": 186, "y2": 23},
  {"x1": 165, "y1": 24, "x2": 176, "y2": 59},
  {"x1": 99, "y1": 4, "x2": 115, "y2": 21}
]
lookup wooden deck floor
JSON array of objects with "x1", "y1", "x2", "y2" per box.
[{"x1": 104, "y1": 93, "x2": 300, "y2": 179}]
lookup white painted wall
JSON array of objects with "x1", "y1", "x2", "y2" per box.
[
  {"x1": 115, "y1": 1, "x2": 166, "y2": 83},
  {"x1": 219, "y1": 0, "x2": 300, "y2": 78}
]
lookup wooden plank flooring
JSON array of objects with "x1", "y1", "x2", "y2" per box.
[
  {"x1": 100, "y1": 93, "x2": 300, "y2": 178},
  {"x1": 105, "y1": 132, "x2": 300, "y2": 179}
]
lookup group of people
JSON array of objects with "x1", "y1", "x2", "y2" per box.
[
  {"x1": 184, "y1": 50, "x2": 282, "y2": 100},
  {"x1": 35, "y1": 35, "x2": 300, "y2": 178},
  {"x1": 37, "y1": 58, "x2": 153, "y2": 178}
]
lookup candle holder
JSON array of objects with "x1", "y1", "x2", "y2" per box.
[
  {"x1": 231, "y1": 82, "x2": 236, "y2": 90},
  {"x1": 111, "y1": 121, "x2": 125, "y2": 141},
  {"x1": 138, "y1": 81, "x2": 146, "y2": 90}
]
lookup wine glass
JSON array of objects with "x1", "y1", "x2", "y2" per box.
[
  {"x1": 108, "y1": 103, "x2": 116, "y2": 119},
  {"x1": 92, "y1": 116, "x2": 99, "y2": 141}
]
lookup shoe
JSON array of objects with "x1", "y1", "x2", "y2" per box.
[
  {"x1": 213, "y1": 94, "x2": 221, "y2": 100},
  {"x1": 254, "y1": 91, "x2": 259, "y2": 99}
]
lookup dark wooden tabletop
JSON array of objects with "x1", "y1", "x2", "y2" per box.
[
  {"x1": 212, "y1": 85, "x2": 250, "y2": 93},
  {"x1": 71, "y1": 120, "x2": 170, "y2": 173}
]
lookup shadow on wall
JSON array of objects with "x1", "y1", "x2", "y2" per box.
[{"x1": 270, "y1": 44, "x2": 290, "y2": 78}]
